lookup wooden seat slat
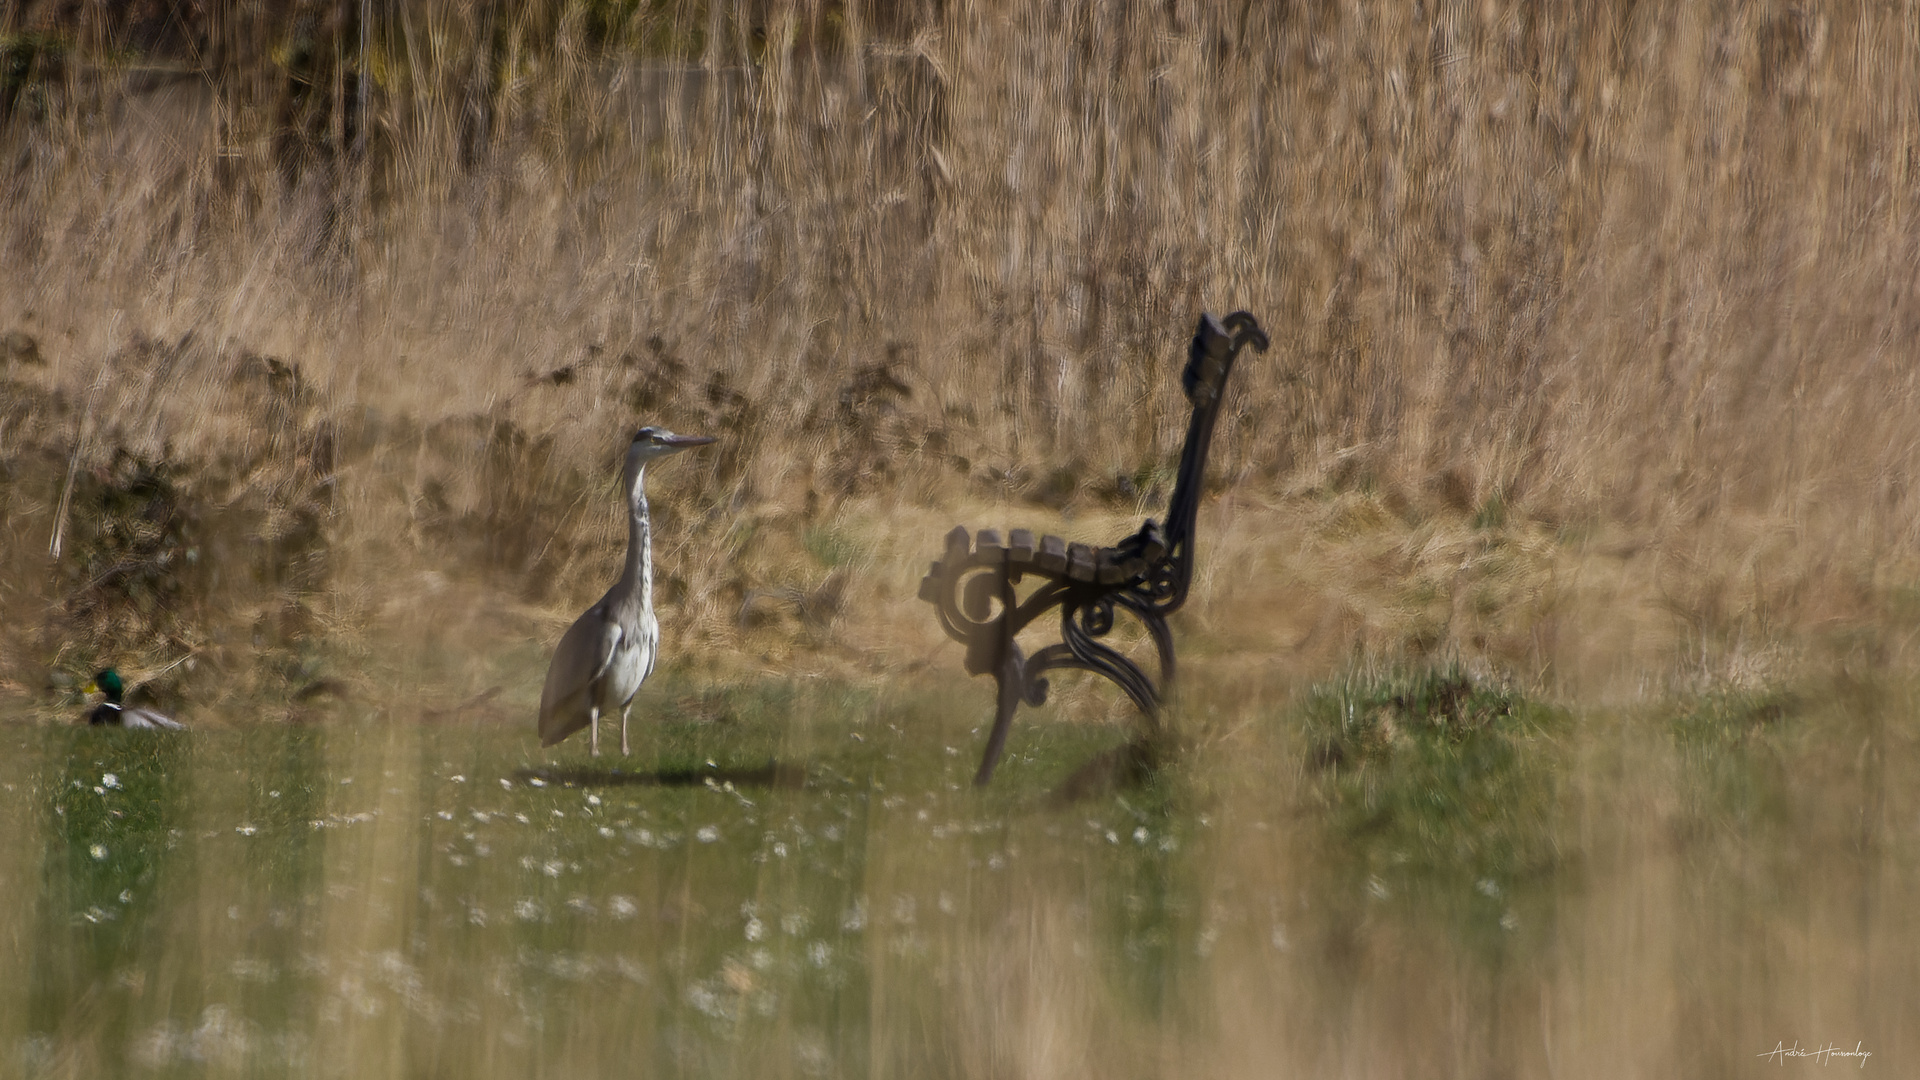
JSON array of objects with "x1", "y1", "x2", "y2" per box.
[
  {"x1": 1037, "y1": 535, "x2": 1068, "y2": 573},
  {"x1": 944, "y1": 524, "x2": 971, "y2": 562},
  {"x1": 973, "y1": 529, "x2": 1006, "y2": 563},
  {"x1": 1066, "y1": 542, "x2": 1097, "y2": 582},
  {"x1": 1008, "y1": 528, "x2": 1037, "y2": 563}
]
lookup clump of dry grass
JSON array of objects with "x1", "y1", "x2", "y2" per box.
[{"x1": 4, "y1": 2, "x2": 1919, "y2": 708}]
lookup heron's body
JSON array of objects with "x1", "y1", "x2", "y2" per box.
[
  {"x1": 84, "y1": 669, "x2": 185, "y2": 730},
  {"x1": 537, "y1": 582, "x2": 658, "y2": 751},
  {"x1": 538, "y1": 427, "x2": 713, "y2": 755}
]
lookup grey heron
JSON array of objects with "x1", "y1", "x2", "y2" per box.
[
  {"x1": 83, "y1": 669, "x2": 185, "y2": 729},
  {"x1": 538, "y1": 426, "x2": 716, "y2": 755}
]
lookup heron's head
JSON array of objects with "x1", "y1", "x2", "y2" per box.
[
  {"x1": 84, "y1": 669, "x2": 125, "y2": 702},
  {"x1": 624, "y1": 426, "x2": 717, "y2": 486}
]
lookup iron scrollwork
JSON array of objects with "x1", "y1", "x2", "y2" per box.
[{"x1": 919, "y1": 311, "x2": 1269, "y2": 784}]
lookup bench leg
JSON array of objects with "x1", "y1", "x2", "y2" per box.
[
  {"x1": 1140, "y1": 610, "x2": 1176, "y2": 736},
  {"x1": 974, "y1": 641, "x2": 1027, "y2": 786}
]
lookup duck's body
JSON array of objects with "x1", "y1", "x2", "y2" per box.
[
  {"x1": 538, "y1": 427, "x2": 714, "y2": 755},
  {"x1": 88, "y1": 700, "x2": 186, "y2": 729},
  {"x1": 83, "y1": 670, "x2": 185, "y2": 730}
]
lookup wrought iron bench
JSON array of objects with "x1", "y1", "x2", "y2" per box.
[{"x1": 918, "y1": 311, "x2": 1269, "y2": 784}]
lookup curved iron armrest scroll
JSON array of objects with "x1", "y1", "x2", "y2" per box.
[{"x1": 918, "y1": 311, "x2": 1269, "y2": 784}]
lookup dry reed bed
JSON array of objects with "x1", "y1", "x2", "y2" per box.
[{"x1": 3, "y1": 2, "x2": 1918, "y2": 705}]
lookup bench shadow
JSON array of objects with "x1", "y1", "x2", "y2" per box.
[
  {"x1": 513, "y1": 760, "x2": 809, "y2": 790},
  {"x1": 1048, "y1": 736, "x2": 1171, "y2": 805}
]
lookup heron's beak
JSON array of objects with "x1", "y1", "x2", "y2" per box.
[{"x1": 661, "y1": 434, "x2": 717, "y2": 449}]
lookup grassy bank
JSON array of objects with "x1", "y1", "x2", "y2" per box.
[{"x1": 3, "y1": 2, "x2": 1919, "y2": 713}]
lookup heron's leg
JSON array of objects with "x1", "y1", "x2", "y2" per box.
[
  {"x1": 620, "y1": 703, "x2": 633, "y2": 756},
  {"x1": 589, "y1": 705, "x2": 601, "y2": 757}
]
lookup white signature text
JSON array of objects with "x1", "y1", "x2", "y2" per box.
[{"x1": 1758, "y1": 1042, "x2": 1871, "y2": 1068}]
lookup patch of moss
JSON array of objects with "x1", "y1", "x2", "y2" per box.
[
  {"x1": 802, "y1": 524, "x2": 864, "y2": 570},
  {"x1": 1471, "y1": 492, "x2": 1508, "y2": 530},
  {"x1": 1669, "y1": 688, "x2": 1800, "y2": 832},
  {"x1": 0, "y1": 33, "x2": 69, "y2": 124},
  {"x1": 1298, "y1": 664, "x2": 1565, "y2": 944}
]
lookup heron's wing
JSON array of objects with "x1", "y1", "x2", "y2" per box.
[{"x1": 539, "y1": 608, "x2": 622, "y2": 747}]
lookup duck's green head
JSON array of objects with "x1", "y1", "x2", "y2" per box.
[{"x1": 84, "y1": 669, "x2": 125, "y2": 702}]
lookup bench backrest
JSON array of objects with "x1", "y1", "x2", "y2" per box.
[{"x1": 1156, "y1": 311, "x2": 1268, "y2": 613}]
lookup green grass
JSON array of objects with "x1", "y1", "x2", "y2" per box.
[
  {"x1": 1, "y1": 666, "x2": 1915, "y2": 1077},
  {"x1": 0, "y1": 678, "x2": 1181, "y2": 1077},
  {"x1": 1295, "y1": 665, "x2": 1566, "y2": 950},
  {"x1": 801, "y1": 525, "x2": 867, "y2": 571},
  {"x1": 1669, "y1": 687, "x2": 1801, "y2": 832}
]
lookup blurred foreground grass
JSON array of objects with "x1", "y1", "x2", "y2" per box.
[{"x1": 1, "y1": 666, "x2": 1912, "y2": 1079}]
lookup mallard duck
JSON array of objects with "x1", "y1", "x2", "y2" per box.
[{"x1": 82, "y1": 669, "x2": 185, "y2": 730}]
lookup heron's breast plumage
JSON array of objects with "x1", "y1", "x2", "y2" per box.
[{"x1": 598, "y1": 607, "x2": 659, "y2": 710}]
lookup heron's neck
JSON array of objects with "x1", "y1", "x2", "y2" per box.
[{"x1": 618, "y1": 467, "x2": 652, "y2": 609}]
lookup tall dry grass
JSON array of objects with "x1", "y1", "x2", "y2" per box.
[{"x1": 3, "y1": 1, "x2": 1919, "y2": 703}]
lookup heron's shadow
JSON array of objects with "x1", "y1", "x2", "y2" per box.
[
  {"x1": 513, "y1": 761, "x2": 808, "y2": 790},
  {"x1": 515, "y1": 741, "x2": 1165, "y2": 801}
]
